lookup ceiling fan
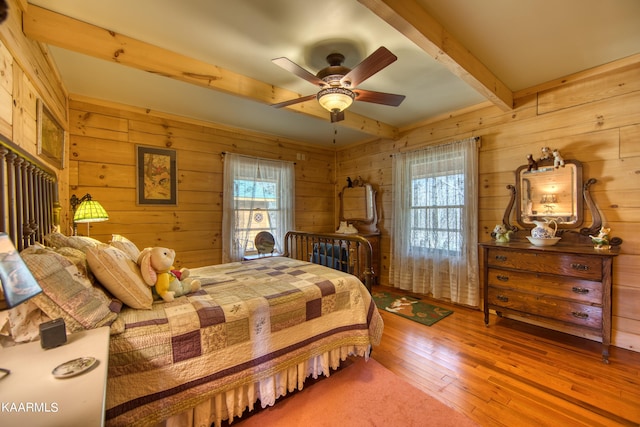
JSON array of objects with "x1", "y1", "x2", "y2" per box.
[{"x1": 271, "y1": 46, "x2": 405, "y2": 123}]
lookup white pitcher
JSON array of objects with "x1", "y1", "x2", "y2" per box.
[{"x1": 531, "y1": 219, "x2": 557, "y2": 239}]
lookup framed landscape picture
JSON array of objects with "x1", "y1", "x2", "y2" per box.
[
  {"x1": 136, "y1": 145, "x2": 177, "y2": 205},
  {"x1": 37, "y1": 99, "x2": 65, "y2": 169}
]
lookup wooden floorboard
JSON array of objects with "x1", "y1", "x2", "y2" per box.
[{"x1": 372, "y1": 285, "x2": 640, "y2": 427}]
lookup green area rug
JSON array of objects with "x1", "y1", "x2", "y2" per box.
[{"x1": 372, "y1": 291, "x2": 453, "y2": 326}]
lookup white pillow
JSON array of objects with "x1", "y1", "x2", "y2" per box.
[
  {"x1": 109, "y1": 234, "x2": 141, "y2": 263},
  {"x1": 86, "y1": 245, "x2": 153, "y2": 310}
]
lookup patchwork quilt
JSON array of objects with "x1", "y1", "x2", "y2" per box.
[{"x1": 106, "y1": 257, "x2": 383, "y2": 426}]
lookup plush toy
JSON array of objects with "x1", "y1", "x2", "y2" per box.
[
  {"x1": 526, "y1": 154, "x2": 538, "y2": 171},
  {"x1": 540, "y1": 146, "x2": 552, "y2": 161},
  {"x1": 552, "y1": 149, "x2": 565, "y2": 168},
  {"x1": 137, "y1": 247, "x2": 201, "y2": 302}
]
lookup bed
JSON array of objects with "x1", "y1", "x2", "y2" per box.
[
  {"x1": 0, "y1": 137, "x2": 383, "y2": 427},
  {"x1": 108, "y1": 257, "x2": 382, "y2": 426}
]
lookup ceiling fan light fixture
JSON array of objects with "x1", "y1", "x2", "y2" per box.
[{"x1": 317, "y1": 87, "x2": 355, "y2": 112}]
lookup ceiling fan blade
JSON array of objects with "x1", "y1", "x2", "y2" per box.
[
  {"x1": 271, "y1": 94, "x2": 317, "y2": 108},
  {"x1": 354, "y1": 89, "x2": 405, "y2": 106},
  {"x1": 340, "y1": 46, "x2": 398, "y2": 88},
  {"x1": 330, "y1": 110, "x2": 345, "y2": 123},
  {"x1": 272, "y1": 57, "x2": 327, "y2": 87}
]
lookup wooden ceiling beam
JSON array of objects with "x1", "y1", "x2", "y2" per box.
[
  {"x1": 23, "y1": 5, "x2": 400, "y2": 140},
  {"x1": 359, "y1": 0, "x2": 514, "y2": 111}
]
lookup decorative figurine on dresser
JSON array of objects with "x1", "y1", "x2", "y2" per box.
[
  {"x1": 338, "y1": 176, "x2": 381, "y2": 285},
  {"x1": 482, "y1": 150, "x2": 622, "y2": 363}
]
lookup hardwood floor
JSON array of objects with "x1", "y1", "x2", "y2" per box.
[{"x1": 372, "y1": 286, "x2": 640, "y2": 427}]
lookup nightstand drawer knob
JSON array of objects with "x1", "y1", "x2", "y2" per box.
[
  {"x1": 572, "y1": 287, "x2": 589, "y2": 294},
  {"x1": 496, "y1": 275, "x2": 509, "y2": 282},
  {"x1": 496, "y1": 295, "x2": 509, "y2": 302},
  {"x1": 572, "y1": 311, "x2": 589, "y2": 319},
  {"x1": 571, "y1": 263, "x2": 589, "y2": 271},
  {"x1": 495, "y1": 255, "x2": 507, "y2": 262}
]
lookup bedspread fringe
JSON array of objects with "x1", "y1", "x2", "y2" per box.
[{"x1": 159, "y1": 344, "x2": 371, "y2": 427}]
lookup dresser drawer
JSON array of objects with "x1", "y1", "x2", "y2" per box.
[
  {"x1": 488, "y1": 287, "x2": 603, "y2": 329},
  {"x1": 487, "y1": 268, "x2": 602, "y2": 304},
  {"x1": 487, "y1": 248, "x2": 602, "y2": 280}
]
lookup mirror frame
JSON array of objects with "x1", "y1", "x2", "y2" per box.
[
  {"x1": 514, "y1": 159, "x2": 584, "y2": 230},
  {"x1": 339, "y1": 179, "x2": 379, "y2": 234},
  {"x1": 501, "y1": 158, "x2": 622, "y2": 246}
]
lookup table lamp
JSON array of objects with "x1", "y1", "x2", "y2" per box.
[
  {"x1": 0, "y1": 232, "x2": 43, "y2": 378},
  {"x1": 70, "y1": 193, "x2": 109, "y2": 236}
]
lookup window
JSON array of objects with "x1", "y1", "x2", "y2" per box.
[
  {"x1": 233, "y1": 179, "x2": 279, "y2": 253},
  {"x1": 390, "y1": 137, "x2": 479, "y2": 306},
  {"x1": 410, "y1": 171, "x2": 464, "y2": 253},
  {"x1": 222, "y1": 154, "x2": 294, "y2": 262}
]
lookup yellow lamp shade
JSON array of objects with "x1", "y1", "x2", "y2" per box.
[{"x1": 73, "y1": 200, "x2": 109, "y2": 223}]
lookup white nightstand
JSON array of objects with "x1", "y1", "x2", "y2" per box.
[{"x1": 0, "y1": 326, "x2": 110, "y2": 427}]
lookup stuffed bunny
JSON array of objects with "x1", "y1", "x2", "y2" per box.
[{"x1": 137, "y1": 247, "x2": 201, "y2": 302}]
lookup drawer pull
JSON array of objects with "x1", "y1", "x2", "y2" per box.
[
  {"x1": 571, "y1": 263, "x2": 589, "y2": 271},
  {"x1": 496, "y1": 295, "x2": 509, "y2": 302},
  {"x1": 572, "y1": 311, "x2": 589, "y2": 319},
  {"x1": 572, "y1": 287, "x2": 590, "y2": 295},
  {"x1": 496, "y1": 275, "x2": 509, "y2": 282},
  {"x1": 495, "y1": 255, "x2": 507, "y2": 262}
]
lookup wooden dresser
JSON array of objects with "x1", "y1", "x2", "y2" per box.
[{"x1": 479, "y1": 241, "x2": 619, "y2": 362}]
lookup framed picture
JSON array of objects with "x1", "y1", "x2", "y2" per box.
[
  {"x1": 37, "y1": 99, "x2": 65, "y2": 169},
  {"x1": 136, "y1": 145, "x2": 177, "y2": 205}
]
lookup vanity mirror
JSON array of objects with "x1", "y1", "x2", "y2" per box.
[
  {"x1": 515, "y1": 159, "x2": 582, "y2": 229},
  {"x1": 501, "y1": 154, "x2": 621, "y2": 246},
  {"x1": 339, "y1": 177, "x2": 378, "y2": 234}
]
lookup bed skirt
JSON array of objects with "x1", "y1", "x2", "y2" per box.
[{"x1": 157, "y1": 344, "x2": 371, "y2": 427}]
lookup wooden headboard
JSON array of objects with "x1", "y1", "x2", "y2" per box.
[{"x1": 0, "y1": 134, "x2": 60, "y2": 251}]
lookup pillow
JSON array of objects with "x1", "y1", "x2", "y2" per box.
[
  {"x1": 44, "y1": 231, "x2": 102, "y2": 253},
  {"x1": 53, "y1": 246, "x2": 94, "y2": 283},
  {"x1": 20, "y1": 246, "x2": 118, "y2": 333},
  {"x1": 86, "y1": 245, "x2": 152, "y2": 310},
  {"x1": 66, "y1": 235, "x2": 102, "y2": 252},
  {"x1": 109, "y1": 234, "x2": 141, "y2": 263},
  {"x1": 44, "y1": 231, "x2": 70, "y2": 248}
]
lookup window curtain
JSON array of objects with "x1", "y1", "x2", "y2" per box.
[
  {"x1": 389, "y1": 137, "x2": 479, "y2": 307},
  {"x1": 221, "y1": 153, "x2": 294, "y2": 262}
]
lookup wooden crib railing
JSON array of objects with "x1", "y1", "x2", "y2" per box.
[
  {"x1": 283, "y1": 231, "x2": 373, "y2": 292},
  {"x1": 0, "y1": 135, "x2": 59, "y2": 251}
]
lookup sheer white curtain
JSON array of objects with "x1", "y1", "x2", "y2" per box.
[
  {"x1": 222, "y1": 153, "x2": 294, "y2": 262},
  {"x1": 389, "y1": 137, "x2": 479, "y2": 306}
]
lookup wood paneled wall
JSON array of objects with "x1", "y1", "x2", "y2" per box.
[
  {"x1": 0, "y1": 0, "x2": 67, "y2": 173},
  {"x1": 336, "y1": 60, "x2": 640, "y2": 352},
  {"x1": 67, "y1": 97, "x2": 336, "y2": 268}
]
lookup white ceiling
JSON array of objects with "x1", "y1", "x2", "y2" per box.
[{"x1": 27, "y1": 0, "x2": 640, "y2": 146}]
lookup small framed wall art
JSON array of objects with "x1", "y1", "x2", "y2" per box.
[
  {"x1": 136, "y1": 145, "x2": 177, "y2": 205},
  {"x1": 37, "y1": 99, "x2": 65, "y2": 169}
]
